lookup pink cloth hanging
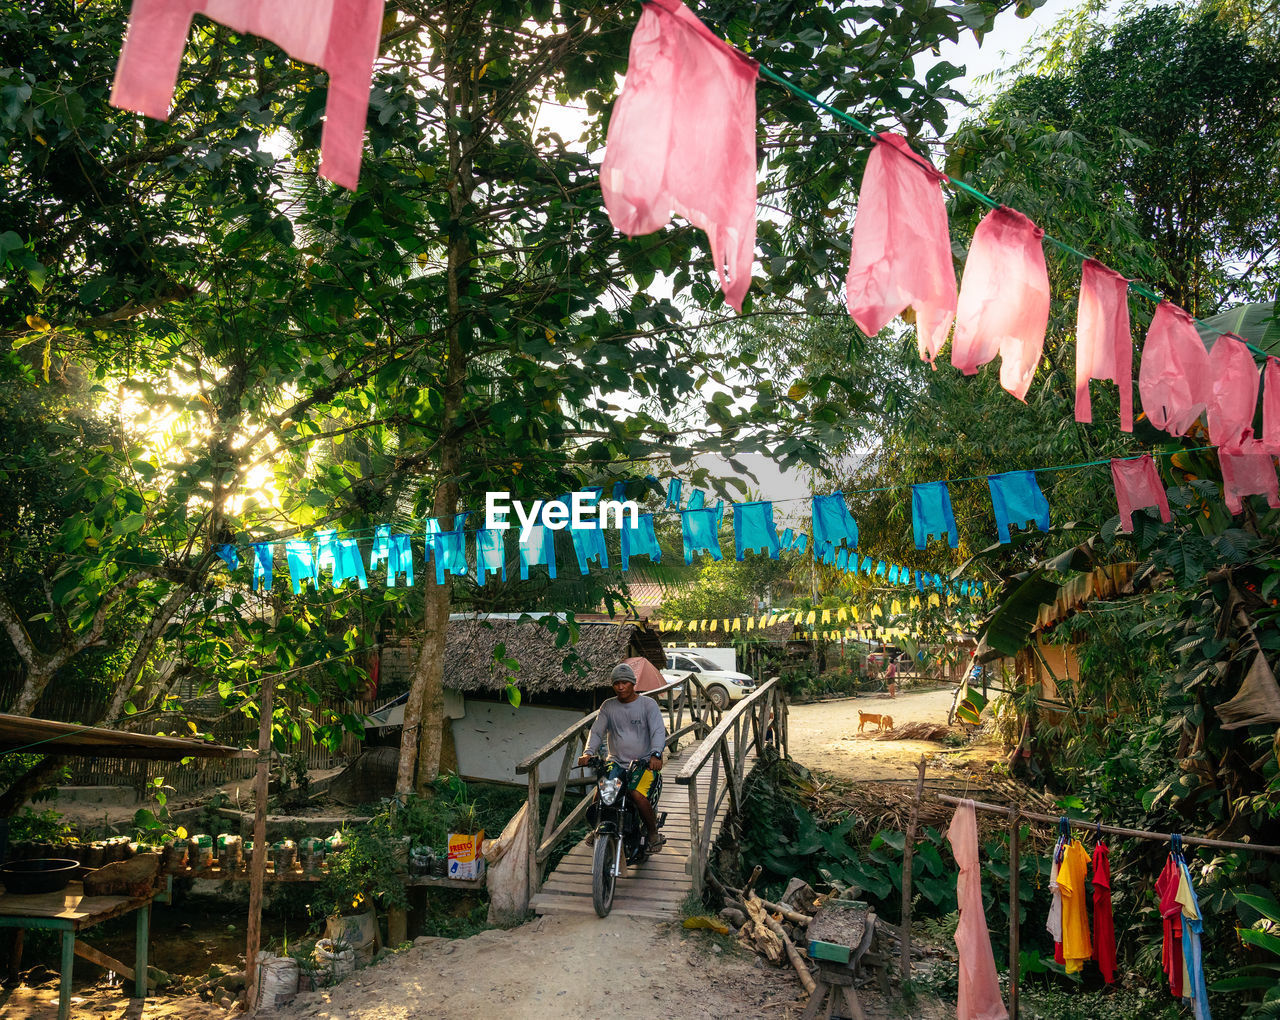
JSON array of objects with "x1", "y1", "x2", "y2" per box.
[
  {"x1": 1075, "y1": 259, "x2": 1133, "y2": 431},
  {"x1": 1264, "y1": 358, "x2": 1280, "y2": 454},
  {"x1": 110, "y1": 0, "x2": 384, "y2": 191},
  {"x1": 846, "y1": 132, "x2": 956, "y2": 363},
  {"x1": 1137, "y1": 302, "x2": 1210, "y2": 437},
  {"x1": 1206, "y1": 333, "x2": 1260, "y2": 452},
  {"x1": 951, "y1": 206, "x2": 1049, "y2": 402},
  {"x1": 947, "y1": 800, "x2": 1008, "y2": 1020},
  {"x1": 600, "y1": 0, "x2": 759, "y2": 312},
  {"x1": 1111, "y1": 455, "x2": 1170, "y2": 532},
  {"x1": 1219, "y1": 445, "x2": 1280, "y2": 515}
]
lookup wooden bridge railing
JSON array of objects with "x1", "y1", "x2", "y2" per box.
[
  {"x1": 514, "y1": 674, "x2": 722, "y2": 897},
  {"x1": 675, "y1": 678, "x2": 787, "y2": 897}
]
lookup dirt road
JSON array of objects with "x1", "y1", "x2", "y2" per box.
[{"x1": 787, "y1": 687, "x2": 959, "y2": 780}]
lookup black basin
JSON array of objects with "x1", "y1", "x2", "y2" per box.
[{"x1": 0, "y1": 858, "x2": 80, "y2": 896}]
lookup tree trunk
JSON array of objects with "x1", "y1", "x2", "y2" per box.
[
  {"x1": 394, "y1": 1, "x2": 472, "y2": 794},
  {"x1": 0, "y1": 757, "x2": 66, "y2": 817}
]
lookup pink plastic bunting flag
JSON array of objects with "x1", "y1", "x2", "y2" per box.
[
  {"x1": 600, "y1": 0, "x2": 759, "y2": 312},
  {"x1": 1219, "y1": 445, "x2": 1280, "y2": 515},
  {"x1": 1206, "y1": 333, "x2": 1260, "y2": 452},
  {"x1": 1263, "y1": 357, "x2": 1280, "y2": 454},
  {"x1": 846, "y1": 132, "x2": 957, "y2": 363},
  {"x1": 1110, "y1": 455, "x2": 1170, "y2": 532},
  {"x1": 951, "y1": 206, "x2": 1050, "y2": 401},
  {"x1": 1075, "y1": 259, "x2": 1133, "y2": 431},
  {"x1": 110, "y1": 0, "x2": 385, "y2": 191},
  {"x1": 1137, "y1": 302, "x2": 1211, "y2": 437}
]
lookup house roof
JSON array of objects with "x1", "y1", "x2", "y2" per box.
[
  {"x1": 0, "y1": 714, "x2": 252, "y2": 760},
  {"x1": 438, "y1": 616, "x2": 665, "y2": 694}
]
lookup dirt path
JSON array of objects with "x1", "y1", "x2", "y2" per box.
[
  {"x1": 787, "y1": 687, "x2": 959, "y2": 780},
  {"x1": 273, "y1": 912, "x2": 948, "y2": 1020}
]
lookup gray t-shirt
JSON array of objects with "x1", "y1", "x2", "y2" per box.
[{"x1": 585, "y1": 695, "x2": 667, "y2": 764}]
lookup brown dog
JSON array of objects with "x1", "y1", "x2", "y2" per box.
[
  {"x1": 857, "y1": 711, "x2": 883, "y2": 733},
  {"x1": 881, "y1": 715, "x2": 894, "y2": 732}
]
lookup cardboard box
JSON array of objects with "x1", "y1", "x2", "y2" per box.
[{"x1": 447, "y1": 831, "x2": 486, "y2": 880}]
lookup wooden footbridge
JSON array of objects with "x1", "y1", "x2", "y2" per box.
[{"x1": 516, "y1": 676, "x2": 788, "y2": 919}]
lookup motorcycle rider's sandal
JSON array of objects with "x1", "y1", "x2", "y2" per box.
[
  {"x1": 648, "y1": 833, "x2": 666, "y2": 852},
  {"x1": 584, "y1": 830, "x2": 596, "y2": 847}
]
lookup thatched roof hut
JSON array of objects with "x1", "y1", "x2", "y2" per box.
[{"x1": 381, "y1": 614, "x2": 665, "y2": 697}]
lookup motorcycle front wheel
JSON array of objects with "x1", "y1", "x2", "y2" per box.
[{"x1": 592, "y1": 832, "x2": 618, "y2": 917}]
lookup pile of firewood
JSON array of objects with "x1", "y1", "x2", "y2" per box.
[{"x1": 708, "y1": 867, "x2": 820, "y2": 995}]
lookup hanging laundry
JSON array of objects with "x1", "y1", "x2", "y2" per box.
[
  {"x1": 1092, "y1": 840, "x2": 1116, "y2": 985},
  {"x1": 600, "y1": 0, "x2": 759, "y2": 311},
  {"x1": 620, "y1": 513, "x2": 663, "y2": 571},
  {"x1": 952, "y1": 206, "x2": 1050, "y2": 401},
  {"x1": 1206, "y1": 332, "x2": 1260, "y2": 452},
  {"x1": 250, "y1": 542, "x2": 274, "y2": 592},
  {"x1": 110, "y1": 0, "x2": 384, "y2": 190},
  {"x1": 1111, "y1": 455, "x2": 1171, "y2": 532},
  {"x1": 912, "y1": 481, "x2": 958, "y2": 549},
  {"x1": 285, "y1": 539, "x2": 319, "y2": 595},
  {"x1": 215, "y1": 543, "x2": 239, "y2": 571},
  {"x1": 385, "y1": 534, "x2": 414, "y2": 587},
  {"x1": 332, "y1": 538, "x2": 368, "y2": 589},
  {"x1": 1075, "y1": 259, "x2": 1134, "y2": 432},
  {"x1": 682, "y1": 506, "x2": 723, "y2": 563},
  {"x1": 1219, "y1": 446, "x2": 1280, "y2": 515},
  {"x1": 1056, "y1": 838, "x2": 1092, "y2": 974},
  {"x1": 846, "y1": 132, "x2": 957, "y2": 363},
  {"x1": 315, "y1": 528, "x2": 339, "y2": 575},
  {"x1": 1175, "y1": 852, "x2": 1212, "y2": 1020},
  {"x1": 947, "y1": 800, "x2": 1008, "y2": 1020},
  {"x1": 811, "y1": 492, "x2": 859, "y2": 556},
  {"x1": 987, "y1": 470, "x2": 1050, "y2": 543},
  {"x1": 733, "y1": 501, "x2": 780, "y2": 560},
  {"x1": 475, "y1": 529, "x2": 507, "y2": 585},
  {"x1": 1046, "y1": 836, "x2": 1065, "y2": 964},
  {"x1": 1138, "y1": 302, "x2": 1211, "y2": 437},
  {"x1": 1156, "y1": 852, "x2": 1185, "y2": 998},
  {"x1": 369, "y1": 525, "x2": 391, "y2": 571},
  {"x1": 428, "y1": 528, "x2": 468, "y2": 585},
  {"x1": 1263, "y1": 357, "x2": 1280, "y2": 453}
]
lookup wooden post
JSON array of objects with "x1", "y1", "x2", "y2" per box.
[
  {"x1": 1009, "y1": 811, "x2": 1020, "y2": 1020},
  {"x1": 245, "y1": 676, "x2": 274, "y2": 1008},
  {"x1": 899, "y1": 756, "x2": 927, "y2": 983},
  {"x1": 525, "y1": 763, "x2": 541, "y2": 897}
]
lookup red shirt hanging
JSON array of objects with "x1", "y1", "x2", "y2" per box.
[
  {"x1": 1092, "y1": 841, "x2": 1117, "y2": 984},
  {"x1": 1156, "y1": 854, "x2": 1184, "y2": 997}
]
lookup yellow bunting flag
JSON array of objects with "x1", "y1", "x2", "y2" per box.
[
  {"x1": 929, "y1": 594, "x2": 940, "y2": 608},
  {"x1": 709, "y1": 620, "x2": 718, "y2": 632},
  {"x1": 806, "y1": 610, "x2": 816, "y2": 625},
  {"x1": 746, "y1": 615, "x2": 754, "y2": 631},
  {"x1": 837, "y1": 607, "x2": 848, "y2": 622},
  {"x1": 821, "y1": 609, "x2": 831, "y2": 624},
  {"x1": 891, "y1": 600, "x2": 902, "y2": 615},
  {"x1": 759, "y1": 613, "x2": 769, "y2": 628}
]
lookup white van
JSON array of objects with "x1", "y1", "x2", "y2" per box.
[{"x1": 663, "y1": 649, "x2": 754, "y2": 709}]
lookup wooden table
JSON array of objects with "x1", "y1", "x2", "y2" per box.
[{"x1": 0, "y1": 880, "x2": 163, "y2": 1020}]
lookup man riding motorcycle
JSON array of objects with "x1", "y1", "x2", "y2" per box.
[{"x1": 578, "y1": 662, "x2": 667, "y2": 852}]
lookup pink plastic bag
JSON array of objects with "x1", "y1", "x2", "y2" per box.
[
  {"x1": 1075, "y1": 260, "x2": 1133, "y2": 431},
  {"x1": 1260, "y1": 357, "x2": 1280, "y2": 453},
  {"x1": 110, "y1": 0, "x2": 385, "y2": 191},
  {"x1": 600, "y1": 0, "x2": 759, "y2": 312},
  {"x1": 846, "y1": 133, "x2": 956, "y2": 363},
  {"x1": 1110, "y1": 455, "x2": 1170, "y2": 532},
  {"x1": 1219, "y1": 446, "x2": 1280, "y2": 515},
  {"x1": 1137, "y1": 302, "x2": 1210, "y2": 437},
  {"x1": 1206, "y1": 333, "x2": 1260, "y2": 452},
  {"x1": 952, "y1": 207, "x2": 1049, "y2": 401}
]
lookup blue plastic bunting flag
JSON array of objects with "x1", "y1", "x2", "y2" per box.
[
  {"x1": 912, "y1": 481, "x2": 958, "y2": 550},
  {"x1": 621, "y1": 513, "x2": 663, "y2": 571},
  {"x1": 794, "y1": 533, "x2": 808, "y2": 555},
  {"x1": 781, "y1": 527, "x2": 794, "y2": 551},
  {"x1": 565, "y1": 489, "x2": 608, "y2": 574},
  {"x1": 429, "y1": 527, "x2": 468, "y2": 584},
  {"x1": 734, "y1": 501, "x2": 781, "y2": 560},
  {"x1": 666, "y1": 478, "x2": 682, "y2": 509},
  {"x1": 285, "y1": 539, "x2": 319, "y2": 594},
  {"x1": 987, "y1": 470, "x2": 1051, "y2": 543},
  {"x1": 688, "y1": 489, "x2": 706, "y2": 510},
  {"x1": 314, "y1": 528, "x2": 338, "y2": 575},
  {"x1": 812, "y1": 492, "x2": 859, "y2": 556},
  {"x1": 476, "y1": 529, "x2": 506, "y2": 585},
  {"x1": 370, "y1": 524, "x2": 391, "y2": 570},
  {"x1": 518, "y1": 524, "x2": 556, "y2": 580},
  {"x1": 251, "y1": 542, "x2": 274, "y2": 591},
  {"x1": 333, "y1": 538, "x2": 369, "y2": 589},
  {"x1": 682, "y1": 506, "x2": 723, "y2": 564},
  {"x1": 215, "y1": 543, "x2": 239, "y2": 571},
  {"x1": 387, "y1": 534, "x2": 414, "y2": 587}
]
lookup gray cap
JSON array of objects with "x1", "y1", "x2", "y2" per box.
[{"x1": 610, "y1": 663, "x2": 637, "y2": 685}]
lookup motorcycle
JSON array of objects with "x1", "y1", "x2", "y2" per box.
[{"x1": 583, "y1": 756, "x2": 666, "y2": 917}]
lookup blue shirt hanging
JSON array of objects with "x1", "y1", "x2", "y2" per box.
[
  {"x1": 812, "y1": 492, "x2": 859, "y2": 556},
  {"x1": 518, "y1": 524, "x2": 557, "y2": 580},
  {"x1": 987, "y1": 470, "x2": 1051, "y2": 543},
  {"x1": 333, "y1": 538, "x2": 368, "y2": 589},
  {"x1": 912, "y1": 481, "x2": 958, "y2": 550},
  {"x1": 285, "y1": 539, "x2": 318, "y2": 594},
  {"x1": 682, "y1": 507, "x2": 723, "y2": 564},
  {"x1": 621, "y1": 514, "x2": 663, "y2": 571},
  {"x1": 250, "y1": 542, "x2": 274, "y2": 591},
  {"x1": 369, "y1": 525, "x2": 391, "y2": 571},
  {"x1": 386, "y1": 534, "x2": 414, "y2": 587},
  {"x1": 476, "y1": 529, "x2": 507, "y2": 585},
  {"x1": 666, "y1": 478, "x2": 682, "y2": 509},
  {"x1": 734, "y1": 501, "x2": 780, "y2": 561}
]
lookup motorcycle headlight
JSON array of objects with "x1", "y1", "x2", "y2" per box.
[{"x1": 598, "y1": 776, "x2": 622, "y2": 806}]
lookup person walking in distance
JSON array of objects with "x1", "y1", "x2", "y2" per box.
[{"x1": 578, "y1": 663, "x2": 667, "y2": 851}]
